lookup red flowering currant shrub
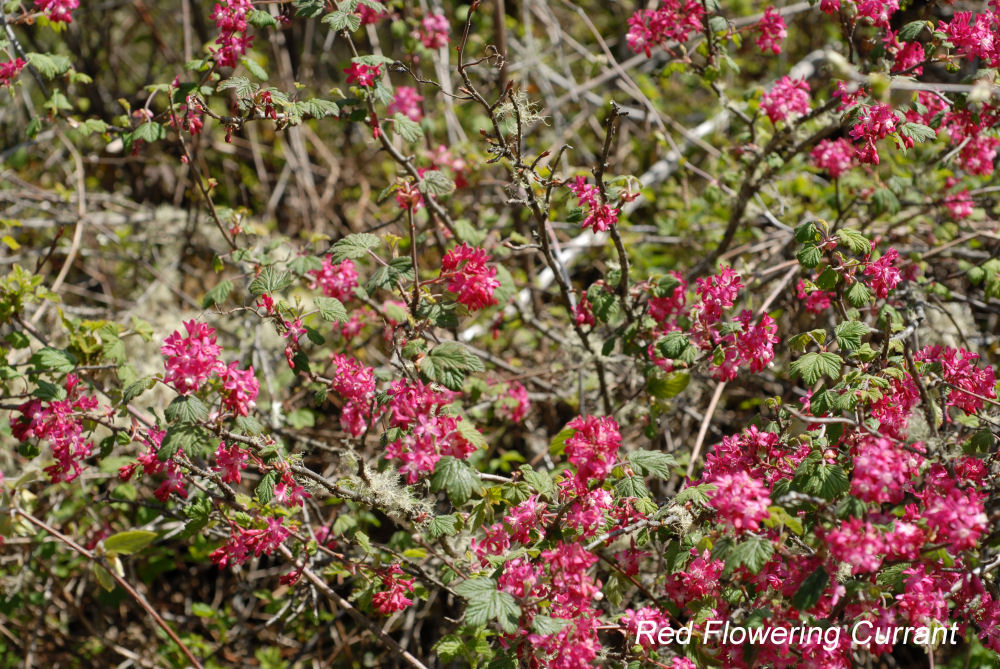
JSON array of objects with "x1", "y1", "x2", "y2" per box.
[{"x1": 3, "y1": 1, "x2": 1000, "y2": 668}]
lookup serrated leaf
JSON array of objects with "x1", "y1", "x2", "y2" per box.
[
  {"x1": 628, "y1": 450, "x2": 676, "y2": 479},
  {"x1": 532, "y1": 615, "x2": 570, "y2": 636},
  {"x1": 898, "y1": 20, "x2": 927, "y2": 41},
  {"x1": 430, "y1": 456, "x2": 480, "y2": 505},
  {"x1": 133, "y1": 122, "x2": 166, "y2": 143},
  {"x1": 330, "y1": 233, "x2": 380, "y2": 262},
  {"x1": 392, "y1": 113, "x2": 423, "y2": 142},
  {"x1": 454, "y1": 577, "x2": 521, "y2": 633},
  {"x1": 419, "y1": 341, "x2": 484, "y2": 391},
  {"x1": 796, "y1": 245, "x2": 822, "y2": 268},
  {"x1": 900, "y1": 122, "x2": 936, "y2": 143},
  {"x1": 647, "y1": 371, "x2": 689, "y2": 399},
  {"x1": 104, "y1": 530, "x2": 157, "y2": 555},
  {"x1": 202, "y1": 280, "x2": 233, "y2": 308},
  {"x1": 122, "y1": 377, "x2": 155, "y2": 405},
  {"x1": 725, "y1": 535, "x2": 774, "y2": 574},
  {"x1": 519, "y1": 465, "x2": 554, "y2": 498},
  {"x1": 247, "y1": 8, "x2": 278, "y2": 27},
  {"x1": 834, "y1": 320, "x2": 868, "y2": 351},
  {"x1": 241, "y1": 56, "x2": 268, "y2": 80},
  {"x1": 256, "y1": 470, "x2": 279, "y2": 504},
  {"x1": 837, "y1": 228, "x2": 870, "y2": 255},
  {"x1": 315, "y1": 296, "x2": 348, "y2": 322},
  {"x1": 421, "y1": 170, "x2": 455, "y2": 196},
  {"x1": 846, "y1": 282, "x2": 872, "y2": 307},
  {"x1": 248, "y1": 266, "x2": 293, "y2": 296},
  {"x1": 26, "y1": 52, "x2": 72, "y2": 78},
  {"x1": 426, "y1": 514, "x2": 460, "y2": 539},
  {"x1": 790, "y1": 352, "x2": 843, "y2": 385},
  {"x1": 655, "y1": 332, "x2": 691, "y2": 359},
  {"x1": 165, "y1": 395, "x2": 209, "y2": 423},
  {"x1": 29, "y1": 347, "x2": 77, "y2": 374},
  {"x1": 615, "y1": 475, "x2": 650, "y2": 498}
]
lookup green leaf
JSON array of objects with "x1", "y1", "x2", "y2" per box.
[
  {"x1": 846, "y1": 282, "x2": 872, "y2": 307},
  {"x1": 217, "y1": 76, "x2": 258, "y2": 98},
  {"x1": 248, "y1": 266, "x2": 293, "y2": 296},
  {"x1": 532, "y1": 615, "x2": 570, "y2": 636},
  {"x1": 202, "y1": 279, "x2": 234, "y2": 308},
  {"x1": 871, "y1": 188, "x2": 900, "y2": 216},
  {"x1": 315, "y1": 296, "x2": 348, "y2": 322},
  {"x1": 93, "y1": 564, "x2": 115, "y2": 591},
  {"x1": 330, "y1": 233, "x2": 380, "y2": 262},
  {"x1": 615, "y1": 476, "x2": 650, "y2": 498},
  {"x1": 647, "y1": 371, "x2": 689, "y2": 399},
  {"x1": 900, "y1": 122, "x2": 936, "y2": 144},
  {"x1": 454, "y1": 577, "x2": 521, "y2": 633},
  {"x1": 158, "y1": 424, "x2": 208, "y2": 461},
  {"x1": 430, "y1": 456, "x2": 480, "y2": 505},
  {"x1": 26, "y1": 52, "x2": 72, "y2": 78},
  {"x1": 837, "y1": 228, "x2": 869, "y2": 255},
  {"x1": 419, "y1": 342, "x2": 484, "y2": 391},
  {"x1": 165, "y1": 395, "x2": 209, "y2": 423},
  {"x1": 794, "y1": 220, "x2": 819, "y2": 244},
  {"x1": 29, "y1": 347, "x2": 77, "y2": 374},
  {"x1": 834, "y1": 320, "x2": 868, "y2": 351},
  {"x1": 191, "y1": 602, "x2": 217, "y2": 617},
  {"x1": 519, "y1": 465, "x2": 554, "y2": 498},
  {"x1": 792, "y1": 567, "x2": 829, "y2": 611},
  {"x1": 256, "y1": 470, "x2": 279, "y2": 505},
  {"x1": 790, "y1": 352, "x2": 843, "y2": 385},
  {"x1": 293, "y1": 0, "x2": 326, "y2": 17},
  {"x1": 726, "y1": 535, "x2": 774, "y2": 574},
  {"x1": 796, "y1": 245, "x2": 822, "y2": 268},
  {"x1": 104, "y1": 530, "x2": 157, "y2": 555},
  {"x1": 132, "y1": 122, "x2": 166, "y2": 143},
  {"x1": 655, "y1": 332, "x2": 691, "y2": 359},
  {"x1": 426, "y1": 514, "x2": 460, "y2": 539},
  {"x1": 421, "y1": 170, "x2": 456, "y2": 196},
  {"x1": 392, "y1": 113, "x2": 423, "y2": 142},
  {"x1": 628, "y1": 450, "x2": 676, "y2": 479},
  {"x1": 247, "y1": 8, "x2": 278, "y2": 27},
  {"x1": 323, "y1": 9, "x2": 362, "y2": 32},
  {"x1": 241, "y1": 56, "x2": 268, "y2": 80},
  {"x1": 123, "y1": 377, "x2": 155, "y2": 405},
  {"x1": 898, "y1": 20, "x2": 928, "y2": 41}
]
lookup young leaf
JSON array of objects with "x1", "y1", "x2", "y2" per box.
[
  {"x1": 315, "y1": 296, "x2": 348, "y2": 322},
  {"x1": 104, "y1": 530, "x2": 158, "y2": 555},
  {"x1": 430, "y1": 456, "x2": 480, "y2": 505},
  {"x1": 330, "y1": 233, "x2": 380, "y2": 262},
  {"x1": 790, "y1": 352, "x2": 843, "y2": 385},
  {"x1": 454, "y1": 577, "x2": 521, "y2": 633}
]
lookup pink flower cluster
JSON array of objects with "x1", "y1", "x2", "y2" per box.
[
  {"x1": 849, "y1": 103, "x2": 899, "y2": 165},
  {"x1": 819, "y1": 0, "x2": 899, "y2": 28},
  {"x1": 823, "y1": 518, "x2": 884, "y2": 574},
  {"x1": 810, "y1": 138, "x2": 856, "y2": 178},
  {"x1": 708, "y1": 470, "x2": 771, "y2": 533},
  {"x1": 626, "y1": 0, "x2": 706, "y2": 57},
  {"x1": 567, "y1": 176, "x2": 619, "y2": 233},
  {"x1": 372, "y1": 564, "x2": 415, "y2": 614},
  {"x1": 760, "y1": 77, "x2": 810, "y2": 124},
  {"x1": 10, "y1": 375, "x2": 99, "y2": 483},
  {"x1": 941, "y1": 11, "x2": 1000, "y2": 69},
  {"x1": 309, "y1": 256, "x2": 358, "y2": 302},
  {"x1": 388, "y1": 86, "x2": 424, "y2": 122},
  {"x1": 417, "y1": 13, "x2": 450, "y2": 49},
  {"x1": 357, "y1": 0, "x2": 388, "y2": 25},
  {"x1": 862, "y1": 246, "x2": 901, "y2": 298},
  {"x1": 210, "y1": 516, "x2": 291, "y2": 568},
  {"x1": 384, "y1": 379, "x2": 479, "y2": 482},
  {"x1": 344, "y1": 63, "x2": 381, "y2": 87},
  {"x1": 495, "y1": 381, "x2": 530, "y2": 423},
  {"x1": 850, "y1": 436, "x2": 923, "y2": 504},
  {"x1": 210, "y1": 0, "x2": 253, "y2": 68},
  {"x1": 755, "y1": 7, "x2": 786, "y2": 55},
  {"x1": 795, "y1": 279, "x2": 834, "y2": 314},
  {"x1": 0, "y1": 58, "x2": 25, "y2": 87},
  {"x1": 441, "y1": 244, "x2": 500, "y2": 312},
  {"x1": 916, "y1": 345, "x2": 997, "y2": 416},
  {"x1": 35, "y1": 0, "x2": 78, "y2": 24},
  {"x1": 329, "y1": 353, "x2": 378, "y2": 437},
  {"x1": 131, "y1": 429, "x2": 187, "y2": 502},
  {"x1": 161, "y1": 320, "x2": 259, "y2": 415},
  {"x1": 564, "y1": 415, "x2": 621, "y2": 492},
  {"x1": 214, "y1": 441, "x2": 249, "y2": 484},
  {"x1": 921, "y1": 464, "x2": 988, "y2": 551}
]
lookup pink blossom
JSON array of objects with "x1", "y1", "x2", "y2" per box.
[
  {"x1": 564, "y1": 415, "x2": 621, "y2": 492},
  {"x1": 849, "y1": 103, "x2": 899, "y2": 165},
  {"x1": 855, "y1": 0, "x2": 899, "y2": 28},
  {"x1": 944, "y1": 190, "x2": 974, "y2": 220},
  {"x1": 621, "y1": 607, "x2": 671, "y2": 649},
  {"x1": 648, "y1": 271, "x2": 687, "y2": 323},
  {"x1": 692, "y1": 264, "x2": 743, "y2": 326},
  {"x1": 387, "y1": 86, "x2": 424, "y2": 122},
  {"x1": 372, "y1": 564, "x2": 415, "y2": 615},
  {"x1": 734, "y1": 310, "x2": 779, "y2": 372},
  {"x1": 35, "y1": 0, "x2": 78, "y2": 24},
  {"x1": 863, "y1": 247, "x2": 901, "y2": 298},
  {"x1": 441, "y1": 243, "x2": 500, "y2": 311},
  {"x1": 309, "y1": 256, "x2": 358, "y2": 301},
  {"x1": 161, "y1": 320, "x2": 223, "y2": 394},
  {"x1": 0, "y1": 59, "x2": 26, "y2": 87},
  {"x1": 344, "y1": 62, "x2": 381, "y2": 87},
  {"x1": 418, "y1": 13, "x2": 450, "y2": 49},
  {"x1": 796, "y1": 279, "x2": 833, "y2": 313},
  {"x1": 664, "y1": 549, "x2": 723, "y2": 605},
  {"x1": 810, "y1": 138, "x2": 856, "y2": 178},
  {"x1": 573, "y1": 293, "x2": 596, "y2": 327},
  {"x1": 496, "y1": 381, "x2": 530, "y2": 423},
  {"x1": 823, "y1": 518, "x2": 884, "y2": 574},
  {"x1": 210, "y1": 0, "x2": 253, "y2": 68},
  {"x1": 9, "y1": 375, "x2": 99, "y2": 483},
  {"x1": 916, "y1": 345, "x2": 997, "y2": 415},
  {"x1": 626, "y1": 0, "x2": 707, "y2": 57},
  {"x1": 210, "y1": 516, "x2": 291, "y2": 568},
  {"x1": 214, "y1": 441, "x2": 249, "y2": 484},
  {"x1": 329, "y1": 354, "x2": 378, "y2": 437},
  {"x1": 755, "y1": 7, "x2": 786, "y2": 55},
  {"x1": 218, "y1": 362, "x2": 259, "y2": 416},
  {"x1": 760, "y1": 76, "x2": 810, "y2": 124},
  {"x1": 850, "y1": 437, "x2": 923, "y2": 504},
  {"x1": 357, "y1": 0, "x2": 388, "y2": 25},
  {"x1": 709, "y1": 470, "x2": 771, "y2": 533},
  {"x1": 567, "y1": 176, "x2": 620, "y2": 232}
]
